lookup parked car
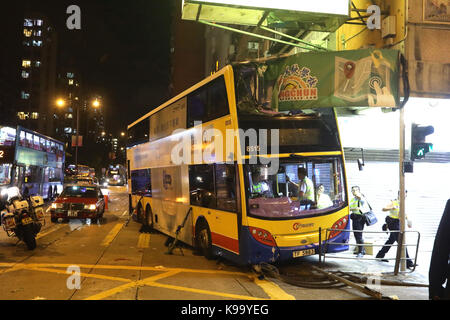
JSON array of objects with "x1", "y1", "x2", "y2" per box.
[{"x1": 50, "y1": 185, "x2": 105, "y2": 223}]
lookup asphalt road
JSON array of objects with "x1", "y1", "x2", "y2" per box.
[{"x1": 0, "y1": 186, "x2": 429, "y2": 301}]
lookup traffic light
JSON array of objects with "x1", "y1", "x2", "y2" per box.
[{"x1": 411, "y1": 123, "x2": 434, "y2": 161}]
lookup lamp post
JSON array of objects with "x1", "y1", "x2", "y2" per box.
[{"x1": 56, "y1": 97, "x2": 101, "y2": 175}]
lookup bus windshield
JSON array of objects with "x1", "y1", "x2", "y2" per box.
[
  {"x1": 0, "y1": 164, "x2": 12, "y2": 186},
  {"x1": 244, "y1": 156, "x2": 346, "y2": 219}
]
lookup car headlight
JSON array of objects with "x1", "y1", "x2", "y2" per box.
[
  {"x1": 84, "y1": 204, "x2": 97, "y2": 210},
  {"x1": 51, "y1": 203, "x2": 63, "y2": 209}
]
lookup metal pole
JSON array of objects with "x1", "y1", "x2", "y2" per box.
[
  {"x1": 75, "y1": 102, "x2": 79, "y2": 175},
  {"x1": 395, "y1": 106, "x2": 407, "y2": 274}
]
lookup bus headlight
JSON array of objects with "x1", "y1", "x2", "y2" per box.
[{"x1": 84, "y1": 204, "x2": 97, "y2": 211}]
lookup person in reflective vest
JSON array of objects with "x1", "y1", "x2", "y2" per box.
[
  {"x1": 350, "y1": 186, "x2": 370, "y2": 258},
  {"x1": 287, "y1": 167, "x2": 315, "y2": 203},
  {"x1": 376, "y1": 191, "x2": 415, "y2": 269},
  {"x1": 251, "y1": 169, "x2": 273, "y2": 198}
]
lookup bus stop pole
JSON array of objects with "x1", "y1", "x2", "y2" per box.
[{"x1": 395, "y1": 106, "x2": 407, "y2": 274}]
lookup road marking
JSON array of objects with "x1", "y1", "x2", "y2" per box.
[
  {"x1": 84, "y1": 270, "x2": 180, "y2": 300},
  {"x1": 137, "y1": 233, "x2": 150, "y2": 248},
  {"x1": 27, "y1": 266, "x2": 132, "y2": 283},
  {"x1": 254, "y1": 277, "x2": 296, "y2": 300},
  {"x1": 36, "y1": 224, "x2": 64, "y2": 240},
  {"x1": 100, "y1": 223, "x2": 124, "y2": 247},
  {"x1": 0, "y1": 262, "x2": 289, "y2": 300}
]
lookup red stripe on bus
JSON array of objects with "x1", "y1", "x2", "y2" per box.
[{"x1": 211, "y1": 232, "x2": 239, "y2": 254}]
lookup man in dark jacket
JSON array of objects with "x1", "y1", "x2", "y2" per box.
[{"x1": 429, "y1": 199, "x2": 450, "y2": 300}]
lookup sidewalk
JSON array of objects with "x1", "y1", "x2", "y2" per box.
[{"x1": 319, "y1": 235, "x2": 434, "y2": 300}]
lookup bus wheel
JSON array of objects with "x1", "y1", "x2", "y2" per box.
[
  {"x1": 144, "y1": 205, "x2": 153, "y2": 228},
  {"x1": 195, "y1": 221, "x2": 214, "y2": 260},
  {"x1": 137, "y1": 204, "x2": 144, "y2": 223}
]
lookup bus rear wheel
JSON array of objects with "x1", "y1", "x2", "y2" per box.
[{"x1": 195, "y1": 221, "x2": 214, "y2": 260}]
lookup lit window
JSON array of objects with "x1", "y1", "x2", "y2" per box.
[
  {"x1": 24, "y1": 19, "x2": 33, "y2": 27},
  {"x1": 24, "y1": 29, "x2": 32, "y2": 37},
  {"x1": 22, "y1": 60, "x2": 31, "y2": 68},
  {"x1": 68, "y1": 79, "x2": 74, "y2": 85},
  {"x1": 34, "y1": 30, "x2": 41, "y2": 37},
  {"x1": 32, "y1": 40, "x2": 42, "y2": 47},
  {"x1": 17, "y1": 112, "x2": 29, "y2": 120},
  {"x1": 23, "y1": 40, "x2": 30, "y2": 46},
  {"x1": 67, "y1": 73, "x2": 74, "y2": 79},
  {"x1": 34, "y1": 61, "x2": 41, "y2": 67},
  {"x1": 31, "y1": 112, "x2": 39, "y2": 119},
  {"x1": 21, "y1": 71, "x2": 29, "y2": 78},
  {"x1": 35, "y1": 20, "x2": 43, "y2": 26},
  {"x1": 21, "y1": 91, "x2": 30, "y2": 99}
]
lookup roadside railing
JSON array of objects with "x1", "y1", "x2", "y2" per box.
[{"x1": 319, "y1": 228, "x2": 421, "y2": 274}]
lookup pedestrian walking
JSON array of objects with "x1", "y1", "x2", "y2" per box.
[
  {"x1": 375, "y1": 191, "x2": 415, "y2": 269},
  {"x1": 349, "y1": 186, "x2": 370, "y2": 258}
]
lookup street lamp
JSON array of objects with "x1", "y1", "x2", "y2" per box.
[
  {"x1": 92, "y1": 99, "x2": 100, "y2": 108},
  {"x1": 56, "y1": 98, "x2": 66, "y2": 108}
]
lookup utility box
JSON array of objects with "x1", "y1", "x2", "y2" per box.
[{"x1": 382, "y1": 16, "x2": 396, "y2": 39}]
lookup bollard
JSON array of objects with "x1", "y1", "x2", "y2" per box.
[{"x1": 104, "y1": 195, "x2": 108, "y2": 210}]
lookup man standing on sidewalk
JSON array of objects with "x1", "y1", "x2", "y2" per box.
[
  {"x1": 349, "y1": 186, "x2": 370, "y2": 258},
  {"x1": 375, "y1": 191, "x2": 415, "y2": 269}
]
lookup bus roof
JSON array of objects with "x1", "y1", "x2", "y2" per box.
[{"x1": 127, "y1": 65, "x2": 233, "y2": 130}]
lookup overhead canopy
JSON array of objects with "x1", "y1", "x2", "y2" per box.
[{"x1": 182, "y1": 0, "x2": 350, "y2": 32}]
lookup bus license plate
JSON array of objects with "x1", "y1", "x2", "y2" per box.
[
  {"x1": 21, "y1": 217, "x2": 33, "y2": 225},
  {"x1": 68, "y1": 211, "x2": 78, "y2": 217},
  {"x1": 293, "y1": 249, "x2": 315, "y2": 258}
]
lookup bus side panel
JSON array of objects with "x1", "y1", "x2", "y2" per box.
[
  {"x1": 151, "y1": 166, "x2": 193, "y2": 246},
  {"x1": 192, "y1": 206, "x2": 240, "y2": 255}
]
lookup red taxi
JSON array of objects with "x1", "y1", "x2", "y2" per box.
[{"x1": 50, "y1": 185, "x2": 105, "y2": 223}]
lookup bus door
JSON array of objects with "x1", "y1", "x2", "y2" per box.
[{"x1": 189, "y1": 163, "x2": 241, "y2": 256}]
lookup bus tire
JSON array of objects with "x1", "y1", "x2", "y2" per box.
[
  {"x1": 195, "y1": 220, "x2": 214, "y2": 260},
  {"x1": 144, "y1": 205, "x2": 153, "y2": 228},
  {"x1": 137, "y1": 204, "x2": 145, "y2": 224}
]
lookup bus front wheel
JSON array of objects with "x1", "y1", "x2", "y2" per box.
[{"x1": 195, "y1": 221, "x2": 214, "y2": 260}]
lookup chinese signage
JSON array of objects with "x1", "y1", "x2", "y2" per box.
[{"x1": 262, "y1": 49, "x2": 401, "y2": 111}]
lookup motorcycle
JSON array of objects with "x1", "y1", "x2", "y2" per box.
[{"x1": 0, "y1": 187, "x2": 45, "y2": 250}]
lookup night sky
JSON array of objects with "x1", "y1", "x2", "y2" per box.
[{"x1": 1, "y1": 0, "x2": 174, "y2": 134}]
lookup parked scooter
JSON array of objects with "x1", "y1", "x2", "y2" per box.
[{"x1": 0, "y1": 187, "x2": 45, "y2": 250}]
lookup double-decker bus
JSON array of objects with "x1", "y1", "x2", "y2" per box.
[
  {"x1": 0, "y1": 126, "x2": 65, "y2": 200},
  {"x1": 126, "y1": 61, "x2": 349, "y2": 265},
  {"x1": 105, "y1": 164, "x2": 127, "y2": 186}
]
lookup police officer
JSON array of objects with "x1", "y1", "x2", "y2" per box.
[
  {"x1": 287, "y1": 167, "x2": 315, "y2": 203},
  {"x1": 375, "y1": 191, "x2": 415, "y2": 269},
  {"x1": 251, "y1": 168, "x2": 272, "y2": 197},
  {"x1": 350, "y1": 186, "x2": 370, "y2": 258}
]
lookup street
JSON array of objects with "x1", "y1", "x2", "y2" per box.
[{"x1": 0, "y1": 186, "x2": 430, "y2": 300}]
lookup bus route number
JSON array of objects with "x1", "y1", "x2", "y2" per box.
[{"x1": 0, "y1": 151, "x2": 3, "y2": 158}]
